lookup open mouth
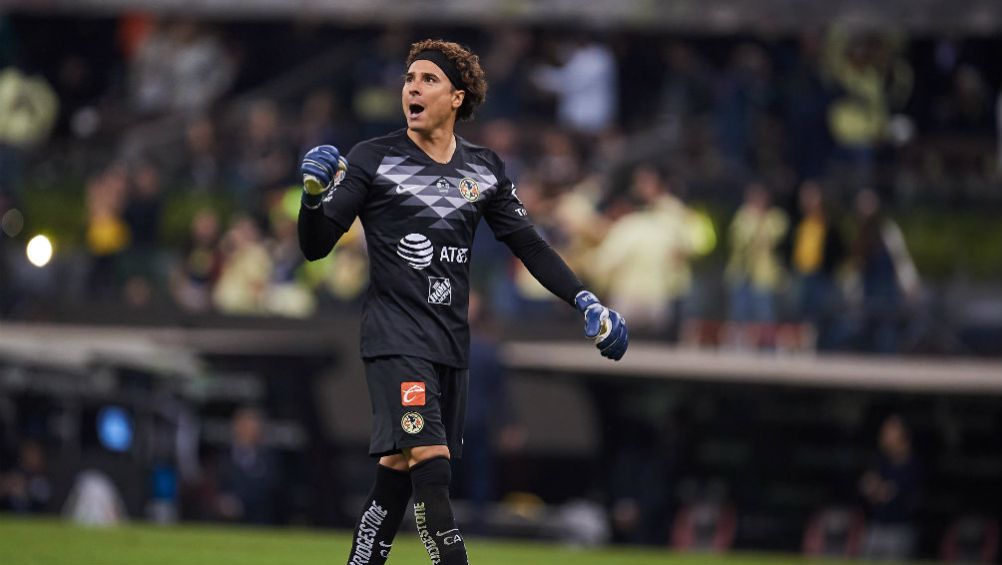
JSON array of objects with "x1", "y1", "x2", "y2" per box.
[{"x1": 408, "y1": 103, "x2": 425, "y2": 119}]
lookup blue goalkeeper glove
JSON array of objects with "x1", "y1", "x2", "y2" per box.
[
  {"x1": 300, "y1": 145, "x2": 348, "y2": 207},
  {"x1": 574, "y1": 290, "x2": 629, "y2": 361}
]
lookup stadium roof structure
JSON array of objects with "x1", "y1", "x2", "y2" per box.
[
  {"x1": 504, "y1": 341, "x2": 1002, "y2": 396},
  {"x1": 8, "y1": 0, "x2": 1002, "y2": 34},
  {"x1": 2, "y1": 323, "x2": 999, "y2": 396},
  {"x1": 0, "y1": 324, "x2": 203, "y2": 379}
]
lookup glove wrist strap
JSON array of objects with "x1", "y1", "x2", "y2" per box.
[
  {"x1": 574, "y1": 290, "x2": 600, "y2": 313},
  {"x1": 302, "y1": 189, "x2": 326, "y2": 210}
]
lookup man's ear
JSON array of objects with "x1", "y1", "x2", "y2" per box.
[{"x1": 453, "y1": 89, "x2": 465, "y2": 111}]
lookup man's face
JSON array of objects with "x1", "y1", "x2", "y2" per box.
[
  {"x1": 402, "y1": 59, "x2": 464, "y2": 134},
  {"x1": 879, "y1": 417, "x2": 907, "y2": 456}
]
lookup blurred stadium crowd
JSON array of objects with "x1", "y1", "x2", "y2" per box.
[{"x1": 1, "y1": 15, "x2": 1001, "y2": 355}]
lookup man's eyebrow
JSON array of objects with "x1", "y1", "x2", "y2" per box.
[{"x1": 404, "y1": 70, "x2": 441, "y2": 79}]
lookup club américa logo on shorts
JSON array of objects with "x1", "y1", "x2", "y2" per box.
[
  {"x1": 401, "y1": 412, "x2": 425, "y2": 434},
  {"x1": 458, "y1": 177, "x2": 480, "y2": 202},
  {"x1": 401, "y1": 382, "x2": 426, "y2": 406}
]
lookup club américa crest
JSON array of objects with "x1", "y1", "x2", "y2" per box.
[
  {"x1": 458, "y1": 177, "x2": 480, "y2": 202},
  {"x1": 401, "y1": 412, "x2": 425, "y2": 434}
]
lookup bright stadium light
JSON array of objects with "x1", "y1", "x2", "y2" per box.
[{"x1": 26, "y1": 234, "x2": 53, "y2": 267}]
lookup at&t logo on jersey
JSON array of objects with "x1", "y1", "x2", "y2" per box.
[
  {"x1": 428, "y1": 277, "x2": 452, "y2": 305},
  {"x1": 401, "y1": 382, "x2": 426, "y2": 406},
  {"x1": 397, "y1": 233, "x2": 434, "y2": 269},
  {"x1": 439, "y1": 246, "x2": 468, "y2": 264}
]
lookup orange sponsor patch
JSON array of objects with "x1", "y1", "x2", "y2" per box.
[{"x1": 401, "y1": 382, "x2": 426, "y2": 406}]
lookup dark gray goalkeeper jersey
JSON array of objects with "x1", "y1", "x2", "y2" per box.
[{"x1": 319, "y1": 129, "x2": 532, "y2": 368}]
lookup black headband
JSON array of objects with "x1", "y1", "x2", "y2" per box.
[{"x1": 413, "y1": 50, "x2": 465, "y2": 91}]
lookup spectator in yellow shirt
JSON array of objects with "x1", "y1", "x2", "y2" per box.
[
  {"x1": 789, "y1": 180, "x2": 845, "y2": 350},
  {"x1": 725, "y1": 182, "x2": 788, "y2": 347}
]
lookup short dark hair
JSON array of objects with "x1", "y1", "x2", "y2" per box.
[{"x1": 406, "y1": 39, "x2": 487, "y2": 121}]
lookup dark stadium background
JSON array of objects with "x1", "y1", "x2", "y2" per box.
[{"x1": 1, "y1": 1, "x2": 1001, "y2": 561}]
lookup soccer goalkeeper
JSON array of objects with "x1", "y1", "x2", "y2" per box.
[{"x1": 298, "y1": 39, "x2": 628, "y2": 565}]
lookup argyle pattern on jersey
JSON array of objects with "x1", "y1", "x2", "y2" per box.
[{"x1": 375, "y1": 155, "x2": 499, "y2": 230}]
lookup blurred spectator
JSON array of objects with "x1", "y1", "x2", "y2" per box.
[
  {"x1": 124, "y1": 161, "x2": 164, "y2": 244},
  {"x1": 657, "y1": 42, "x2": 713, "y2": 142},
  {"x1": 782, "y1": 32, "x2": 835, "y2": 179},
  {"x1": 724, "y1": 182, "x2": 788, "y2": 347},
  {"x1": 128, "y1": 19, "x2": 172, "y2": 113},
  {"x1": 212, "y1": 215, "x2": 273, "y2": 315},
  {"x1": 167, "y1": 20, "x2": 234, "y2": 114},
  {"x1": 297, "y1": 88, "x2": 344, "y2": 158},
  {"x1": 352, "y1": 28, "x2": 408, "y2": 138},
  {"x1": 129, "y1": 20, "x2": 235, "y2": 115},
  {"x1": 0, "y1": 440, "x2": 51, "y2": 513},
  {"x1": 459, "y1": 291, "x2": 523, "y2": 532},
  {"x1": 175, "y1": 116, "x2": 221, "y2": 190},
  {"x1": 232, "y1": 99, "x2": 294, "y2": 202},
  {"x1": 714, "y1": 43, "x2": 774, "y2": 173},
  {"x1": 481, "y1": 28, "x2": 534, "y2": 120},
  {"x1": 533, "y1": 34, "x2": 618, "y2": 135},
  {"x1": 591, "y1": 166, "x2": 699, "y2": 338},
  {"x1": 609, "y1": 408, "x2": 689, "y2": 545},
  {"x1": 548, "y1": 182, "x2": 609, "y2": 277},
  {"x1": 859, "y1": 414, "x2": 922, "y2": 560},
  {"x1": 123, "y1": 161, "x2": 164, "y2": 256},
  {"x1": 215, "y1": 407, "x2": 280, "y2": 525},
  {"x1": 933, "y1": 65, "x2": 994, "y2": 134},
  {"x1": 823, "y1": 27, "x2": 912, "y2": 181},
  {"x1": 788, "y1": 180, "x2": 845, "y2": 350},
  {"x1": 535, "y1": 129, "x2": 581, "y2": 188},
  {"x1": 169, "y1": 208, "x2": 223, "y2": 312},
  {"x1": 85, "y1": 164, "x2": 131, "y2": 300},
  {"x1": 480, "y1": 119, "x2": 525, "y2": 183},
  {"x1": 848, "y1": 188, "x2": 919, "y2": 353},
  {"x1": 119, "y1": 160, "x2": 166, "y2": 306},
  {"x1": 263, "y1": 190, "x2": 315, "y2": 318}
]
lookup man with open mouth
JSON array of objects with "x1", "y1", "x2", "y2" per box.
[{"x1": 297, "y1": 38, "x2": 629, "y2": 565}]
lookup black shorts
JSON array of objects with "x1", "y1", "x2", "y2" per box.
[{"x1": 364, "y1": 355, "x2": 468, "y2": 459}]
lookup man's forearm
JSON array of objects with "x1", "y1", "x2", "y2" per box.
[
  {"x1": 298, "y1": 203, "x2": 345, "y2": 261},
  {"x1": 500, "y1": 227, "x2": 584, "y2": 307}
]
